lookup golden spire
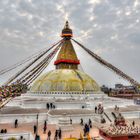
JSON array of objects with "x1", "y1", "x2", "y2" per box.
[
  {"x1": 61, "y1": 21, "x2": 73, "y2": 38},
  {"x1": 64, "y1": 21, "x2": 69, "y2": 28},
  {"x1": 54, "y1": 21, "x2": 80, "y2": 69}
]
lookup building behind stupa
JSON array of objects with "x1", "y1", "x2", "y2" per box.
[{"x1": 31, "y1": 21, "x2": 99, "y2": 92}]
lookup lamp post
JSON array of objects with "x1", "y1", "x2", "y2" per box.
[
  {"x1": 35, "y1": 113, "x2": 40, "y2": 140},
  {"x1": 36, "y1": 114, "x2": 39, "y2": 135}
]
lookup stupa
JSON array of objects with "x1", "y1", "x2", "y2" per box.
[{"x1": 31, "y1": 21, "x2": 99, "y2": 93}]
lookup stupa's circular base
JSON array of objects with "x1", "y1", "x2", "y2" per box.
[{"x1": 30, "y1": 69, "x2": 100, "y2": 92}]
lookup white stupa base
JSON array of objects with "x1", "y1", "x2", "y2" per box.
[
  {"x1": 58, "y1": 125, "x2": 73, "y2": 131},
  {"x1": 57, "y1": 114, "x2": 73, "y2": 131}
]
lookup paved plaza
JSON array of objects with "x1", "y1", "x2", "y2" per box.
[
  {"x1": 0, "y1": 122, "x2": 99, "y2": 140},
  {"x1": 0, "y1": 94, "x2": 140, "y2": 140}
]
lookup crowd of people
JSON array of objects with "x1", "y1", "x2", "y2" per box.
[
  {"x1": 0, "y1": 129, "x2": 7, "y2": 134},
  {"x1": 100, "y1": 105, "x2": 140, "y2": 138},
  {"x1": 114, "y1": 105, "x2": 119, "y2": 112},
  {"x1": 5, "y1": 119, "x2": 62, "y2": 140},
  {"x1": 54, "y1": 128, "x2": 62, "y2": 140},
  {"x1": 12, "y1": 118, "x2": 94, "y2": 139},
  {"x1": 46, "y1": 103, "x2": 56, "y2": 110},
  {"x1": 33, "y1": 120, "x2": 62, "y2": 140},
  {"x1": 103, "y1": 122, "x2": 139, "y2": 136},
  {"x1": 0, "y1": 82, "x2": 27, "y2": 101},
  {"x1": 34, "y1": 118, "x2": 94, "y2": 140},
  {"x1": 80, "y1": 118, "x2": 93, "y2": 137},
  {"x1": 37, "y1": 128, "x2": 62, "y2": 140}
]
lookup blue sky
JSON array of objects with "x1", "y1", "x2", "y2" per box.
[{"x1": 0, "y1": 0, "x2": 140, "y2": 87}]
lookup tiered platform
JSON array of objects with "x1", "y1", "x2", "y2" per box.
[{"x1": 0, "y1": 92, "x2": 140, "y2": 139}]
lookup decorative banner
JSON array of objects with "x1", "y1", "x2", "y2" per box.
[{"x1": 54, "y1": 59, "x2": 80, "y2": 65}]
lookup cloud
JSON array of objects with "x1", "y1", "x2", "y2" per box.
[{"x1": 0, "y1": 0, "x2": 140, "y2": 87}]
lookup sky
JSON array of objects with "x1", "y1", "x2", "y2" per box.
[{"x1": 0, "y1": 0, "x2": 140, "y2": 87}]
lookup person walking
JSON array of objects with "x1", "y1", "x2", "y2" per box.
[
  {"x1": 88, "y1": 119, "x2": 91, "y2": 125},
  {"x1": 46, "y1": 103, "x2": 49, "y2": 110},
  {"x1": 44, "y1": 120, "x2": 47, "y2": 129},
  {"x1": 83, "y1": 127, "x2": 86, "y2": 136},
  {"x1": 4, "y1": 129, "x2": 7, "y2": 133},
  {"x1": 80, "y1": 118, "x2": 83, "y2": 125},
  {"x1": 34, "y1": 125, "x2": 37, "y2": 134},
  {"x1": 58, "y1": 128, "x2": 62, "y2": 139},
  {"x1": 132, "y1": 120, "x2": 135, "y2": 127},
  {"x1": 70, "y1": 118, "x2": 72, "y2": 124},
  {"x1": 15, "y1": 119, "x2": 18, "y2": 128},
  {"x1": 89, "y1": 119, "x2": 92, "y2": 128},
  {"x1": 95, "y1": 106, "x2": 97, "y2": 113},
  {"x1": 50, "y1": 103, "x2": 53, "y2": 109},
  {"x1": 35, "y1": 135, "x2": 40, "y2": 140},
  {"x1": 1, "y1": 129, "x2": 4, "y2": 133},
  {"x1": 19, "y1": 136, "x2": 24, "y2": 140},
  {"x1": 84, "y1": 123, "x2": 90, "y2": 136},
  {"x1": 54, "y1": 130, "x2": 58, "y2": 140},
  {"x1": 47, "y1": 130, "x2": 51, "y2": 140},
  {"x1": 43, "y1": 125, "x2": 47, "y2": 134}
]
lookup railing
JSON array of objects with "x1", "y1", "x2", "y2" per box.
[
  {"x1": 104, "y1": 112, "x2": 112, "y2": 122},
  {"x1": 28, "y1": 91, "x2": 102, "y2": 95},
  {"x1": 111, "y1": 112, "x2": 117, "y2": 119}
]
